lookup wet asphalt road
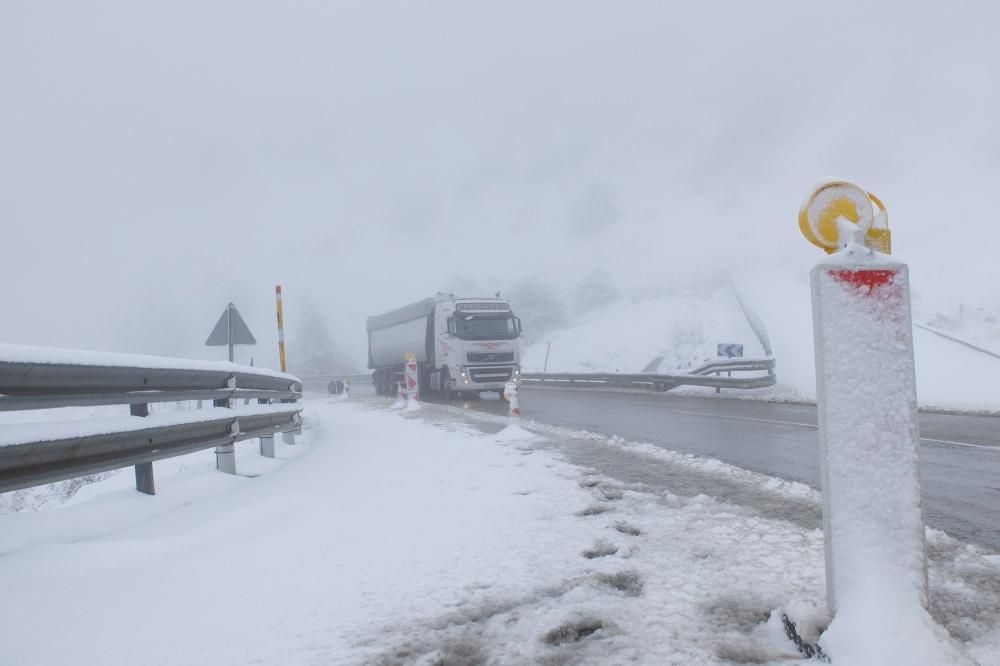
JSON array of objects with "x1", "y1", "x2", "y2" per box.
[{"x1": 421, "y1": 387, "x2": 1000, "y2": 551}]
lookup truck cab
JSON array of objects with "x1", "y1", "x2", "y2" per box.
[{"x1": 433, "y1": 296, "x2": 522, "y2": 397}]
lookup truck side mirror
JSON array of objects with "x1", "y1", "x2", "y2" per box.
[
  {"x1": 446, "y1": 317, "x2": 456, "y2": 336},
  {"x1": 514, "y1": 317, "x2": 522, "y2": 334}
]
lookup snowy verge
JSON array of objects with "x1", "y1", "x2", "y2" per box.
[{"x1": 1, "y1": 398, "x2": 997, "y2": 664}]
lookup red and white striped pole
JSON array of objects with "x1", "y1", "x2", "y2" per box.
[{"x1": 405, "y1": 352, "x2": 419, "y2": 404}]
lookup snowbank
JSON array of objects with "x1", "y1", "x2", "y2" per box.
[{"x1": 2, "y1": 397, "x2": 997, "y2": 664}]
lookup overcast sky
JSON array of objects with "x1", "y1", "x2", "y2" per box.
[{"x1": 2, "y1": 1, "x2": 998, "y2": 368}]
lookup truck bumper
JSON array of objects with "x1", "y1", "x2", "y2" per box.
[{"x1": 456, "y1": 365, "x2": 520, "y2": 390}]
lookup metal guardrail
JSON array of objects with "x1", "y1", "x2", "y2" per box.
[
  {"x1": 0, "y1": 345, "x2": 303, "y2": 496},
  {"x1": 521, "y1": 357, "x2": 776, "y2": 393}
]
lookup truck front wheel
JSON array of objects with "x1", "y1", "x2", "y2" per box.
[{"x1": 440, "y1": 368, "x2": 455, "y2": 400}]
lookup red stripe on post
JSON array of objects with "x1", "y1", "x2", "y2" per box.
[{"x1": 830, "y1": 269, "x2": 896, "y2": 295}]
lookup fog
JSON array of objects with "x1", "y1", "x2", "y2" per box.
[{"x1": 3, "y1": 1, "x2": 998, "y2": 371}]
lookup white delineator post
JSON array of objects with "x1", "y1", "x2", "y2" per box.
[
  {"x1": 504, "y1": 381, "x2": 520, "y2": 424},
  {"x1": 812, "y1": 239, "x2": 928, "y2": 614}
]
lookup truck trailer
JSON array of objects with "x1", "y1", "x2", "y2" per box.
[{"x1": 367, "y1": 293, "x2": 522, "y2": 399}]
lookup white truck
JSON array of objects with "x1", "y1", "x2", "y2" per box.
[{"x1": 367, "y1": 293, "x2": 522, "y2": 399}]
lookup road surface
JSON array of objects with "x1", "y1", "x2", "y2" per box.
[{"x1": 414, "y1": 386, "x2": 1000, "y2": 551}]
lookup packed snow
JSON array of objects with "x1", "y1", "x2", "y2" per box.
[{"x1": 2, "y1": 396, "x2": 998, "y2": 664}]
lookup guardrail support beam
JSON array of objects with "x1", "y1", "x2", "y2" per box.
[
  {"x1": 256, "y1": 398, "x2": 276, "y2": 458},
  {"x1": 129, "y1": 402, "x2": 156, "y2": 495},
  {"x1": 213, "y1": 397, "x2": 237, "y2": 474},
  {"x1": 135, "y1": 462, "x2": 155, "y2": 495},
  {"x1": 280, "y1": 397, "x2": 297, "y2": 445}
]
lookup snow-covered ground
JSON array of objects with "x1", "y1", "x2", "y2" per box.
[
  {"x1": 521, "y1": 270, "x2": 1000, "y2": 413},
  {"x1": 522, "y1": 285, "x2": 765, "y2": 374},
  {"x1": 2, "y1": 396, "x2": 998, "y2": 664}
]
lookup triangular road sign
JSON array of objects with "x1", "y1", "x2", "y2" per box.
[{"x1": 206, "y1": 303, "x2": 257, "y2": 346}]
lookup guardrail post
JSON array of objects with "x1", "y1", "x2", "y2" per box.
[
  {"x1": 257, "y1": 398, "x2": 276, "y2": 458},
  {"x1": 130, "y1": 402, "x2": 156, "y2": 495},
  {"x1": 280, "y1": 397, "x2": 297, "y2": 445},
  {"x1": 214, "y1": 385, "x2": 238, "y2": 473}
]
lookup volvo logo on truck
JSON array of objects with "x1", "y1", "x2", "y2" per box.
[{"x1": 367, "y1": 293, "x2": 522, "y2": 400}]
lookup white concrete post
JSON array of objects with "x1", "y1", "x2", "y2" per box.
[{"x1": 812, "y1": 241, "x2": 927, "y2": 614}]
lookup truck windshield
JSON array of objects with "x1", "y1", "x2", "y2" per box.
[{"x1": 455, "y1": 315, "x2": 518, "y2": 340}]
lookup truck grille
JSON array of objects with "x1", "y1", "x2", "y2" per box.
[
  {"x1": 468, "y1": 366, "x2": 514, "y2": 383},
  {"x1": 467, "y1": 351, "x2": 515, "y2": 363}
]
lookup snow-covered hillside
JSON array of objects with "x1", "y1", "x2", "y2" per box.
[
  {"x1": 521, "y1": 285, "x2": 765, "y2": 375},
  {"x1": 522, "y1": 269, "x2": 1000, "y2": 412}
]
